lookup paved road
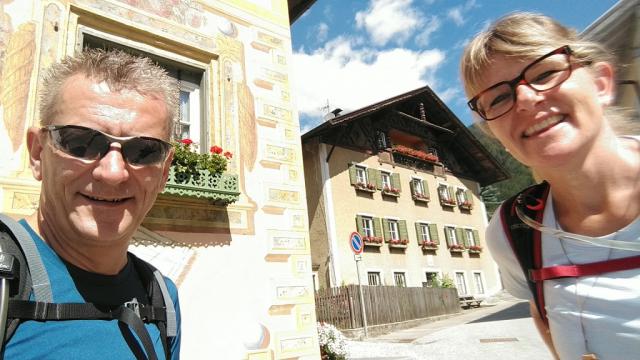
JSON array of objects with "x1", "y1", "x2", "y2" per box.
[{"x1": 346, "y1": 298, "x2": 554, "y2": 360}]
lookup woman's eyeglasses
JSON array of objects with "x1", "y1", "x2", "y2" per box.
[
  {"x1": 468, "y1": 45, "x2": 574, "y2": 121},
  {"x1": 43, "y1": 124, "x2": 171, "y2": 166}
]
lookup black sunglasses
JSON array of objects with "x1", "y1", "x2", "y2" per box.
[{"x1": 43, "y1": 125, "x2": 171, "y2": 166}]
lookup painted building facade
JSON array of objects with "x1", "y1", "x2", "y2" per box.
[
  {"x1": 0, "y1": 0, "x2": 318, "y2": 359},
  {"x1": 302, "y1": 87, "x2": 508, "y2": 299}
]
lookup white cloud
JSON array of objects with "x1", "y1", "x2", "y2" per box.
[
  {"x1": 355, "y1": 0, "x2": 422, "y2": 46},
  {"x1": 316, "y1": 23, "x2": 329, "y2": 43},
  {"x1": 415, "y1": 15, "x2": 441, "y2": 47},
  {"x1": 447, "y1": 0, "x2": 478, "y2": 27},
  {"x1": 292, "y1": 37, "x2": 445, "y2": 127}
]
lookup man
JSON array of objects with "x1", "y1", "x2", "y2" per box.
[{"x1": 5, "y1": 49, "x2": 180, "y2": 359}]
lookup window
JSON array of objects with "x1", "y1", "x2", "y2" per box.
[
  {"x1": 381, "y1": 172, "x2": 391, "y2": 189},
  {"x1": 445, "y1": 226, "x2": 458, "y2": 245},
  {"x1": 419, "y1": 224, "x2": 431, "y2": 242},
  {"x1": 465, "y1": 229, "x2": 477, "y2": 246},
  {"x1": 438, "y1": 184, "x2": 453, "y2": 202},
  {"x1": 412, "y1": 179, "x2": 425, "y2": 195},
  {"x1": 176, "y1": 81, "x2": 201, "y2": 143},
  {"x1": 388, "y1": 220, "x2": 399, "y2": 240},
  {"x1": 425, "y1": 272, "x2": 438, "y2": 287},
  {"x1": 368, "y1": 272, "x2": 381, "y2": 286},
  {"x1": 456, "y1": 188, "x2": 466, "y2": 204},
  {"x1": 362, "y1": 217, "x2": 374, "y2": 237},
  {"x1": 473, "y1": 272, "x2": 485, "y2": 294},
  {"x1": 455, "y1": 272, "x2": 468, "y2": 295},
  {"x1": 394, "y1": 272, "x2": 406, "y2": 287},
  {"x1": 356, "y1": 166, "x2": 367, "y2": 184}
]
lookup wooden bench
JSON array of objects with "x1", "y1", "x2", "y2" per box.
[{"x1": 459, "y1": 295, "x2": 483, "y2": 309}]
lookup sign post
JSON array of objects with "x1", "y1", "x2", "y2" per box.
[{"x1": 349, "y1": 232, "x2": 368, "y2": 338}]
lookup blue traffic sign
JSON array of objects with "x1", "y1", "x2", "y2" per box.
[{"x1": 350, "y1": 232, "x2": 363, "y2": 254}]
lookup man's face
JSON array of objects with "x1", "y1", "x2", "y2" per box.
[{"x1": 29, "y1": 74, "x2": 172, "y2": 248}]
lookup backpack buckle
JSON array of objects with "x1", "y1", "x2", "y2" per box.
[{"x1": 124, "y1": 298, "x2": 140, "y2": 318}]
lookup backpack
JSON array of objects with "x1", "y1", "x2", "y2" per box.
[
  {"x1": 0, "y1": 213, "x2": 177, "y2": 360},
  {"x1": 501, "y1": 182, "x2": 640, "y2": 324}
]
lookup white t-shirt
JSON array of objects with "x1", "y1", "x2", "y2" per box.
[{"x1": 487, "y1": 191, "x2": 640, "y2": 360}]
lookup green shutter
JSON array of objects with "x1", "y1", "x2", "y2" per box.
[
  {"x1": 410, "y1": 180, "x2": 416, "y2": 195},
  {"x1": 399, "y1": 220, "x2": 408, "y2": 241},
  {"x1": 415, "y1": 222, "x2": 422, "y2": 244},
  {"x1": 457, "y1": 228, "x2": 467, "y2": 247},
  {"x1": 382, "y1": 218, "x2": 390, "y2": 242},
  {"x1": 473, "y1": 230, "x2": 480, "y2": 246},
  {"x1": 444, "y1": 227, "x2": 452, "y2": 246},
  {"x1": 466, "y1": 190, "x2": 474, "y2": 204},
  {"x1": 448, "y1": 186, "x2": 455, "y2": 202},
  {"x1": 366, "y1": 168, "x2": 377, "y2": 187},
  {"x1": 356, "y1": 215, "x2": 364, "y2": 235},
  {"x1": 422, "y1": 179, "x2": 429, "y2": 195},
  {"x1": 373, "y1": 217, "x2": 382, "y2": 238},
  {"x1": 392, "y1": 173, "x2": 401, "y2": 191},
  {"x1": 429, "y1": 224, "x2": 439, "y2": 244},
  {"x1": 348, "y1": 163, "x2": 357, "y2": 185}
]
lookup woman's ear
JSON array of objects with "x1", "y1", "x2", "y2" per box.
[
  {"x1": 27, "y1": 127, "x2": 44, "y2": 181},
  {"x1": 591, "y1": 62, "x2": 615, "y2": 106}
]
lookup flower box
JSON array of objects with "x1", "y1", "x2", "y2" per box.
[
  {"x1": 363, "y1": 236, "x2": 384, "y2": 247},
  {"x1": 382, "y1": 186, "x2": 401, "y2": 197},
  {"x1": 459, "y1": 201, "x2": 473, "y2": 210},
  {"x1": 420, "y1": 241, "x2": 438, "y2": 250},
  {"x1": 392, "y1": 145, "x2": 439, "y2": 163},
  {"x1": 354, "y1": 182, "x2": 376, "y2": 193},
  {"x1": 162, "y1": 167, "x2": 240, "y2": 205},
  {"x1": 412, "y1": 193, "x2": 430, "y2": 202},
  {"x1": 468, "y1": 245, "x2": 483, "y2": 254},
  {"x1": 448, "y1": 244, "x2": 466, "y2": 252},
  {"x1": 440, "y1": 198, "x2": 457, "y2": 207},
  {"x1": 388, "y1": 239, "x2": 409, "y2": 249}
]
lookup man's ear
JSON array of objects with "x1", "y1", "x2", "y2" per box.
[
  {"x1": 159, "y1": 148, "x2": 174, "y2": 191},
  {"x1": 591, "y1": 62, "x2": 615, "y2": 106},
  {"x1": 26, "y1": 127, "x2": 44, "y2": 181}
]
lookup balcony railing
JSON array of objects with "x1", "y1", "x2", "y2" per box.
[{"x1": 162, "y1": 167, "x2": 240, "y2": 205}]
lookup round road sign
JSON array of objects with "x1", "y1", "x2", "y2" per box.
[{"x1": 350, "y1": 232, "x2": 364, "y2": 254}]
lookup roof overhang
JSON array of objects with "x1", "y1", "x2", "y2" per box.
[{"x1": 288, "y1": 0, "x2": 318, "y2": 24}]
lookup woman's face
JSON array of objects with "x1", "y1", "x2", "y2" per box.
[{"x1": 477, "y1": 54, "x2": 614, "y2": 170}]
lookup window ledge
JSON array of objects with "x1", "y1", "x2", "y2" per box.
[
  {"x1": 440, "y1": 200, "x2": 457, "y2": 207},
  {"x1": 412, "y1": 194, "x2": 430, "y2": 202},
  {"x1": 162, "y1": 167, "x2": 240, "y2": 205},
  {"x1": 448, "y1": 247, "x2": 466, "y2": 253},
  {"x1": 388, "y1": 242, "x2": 408, "y2": 249},
  {"x1": 364, "y1": 242, "x2": 383, "y2": 247},
  {"x1": 382, "y1": 190, "x2": 401, "y2": 197}
]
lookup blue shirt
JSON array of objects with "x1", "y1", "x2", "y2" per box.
[{"x1": 4, "y1": 221, "x2": 181, "y2": 359}]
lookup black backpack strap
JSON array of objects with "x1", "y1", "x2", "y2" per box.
[
  {"x1": 130, "y1": 253, "x2": 175, "y2": 360},
  {"x1": 500, "y1": 181, "x2": 550, "y2": 324},
  {"x1": 6, "y1": 300, "x2": 167, "y2": 322}
]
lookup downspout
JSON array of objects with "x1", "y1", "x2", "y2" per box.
[{"x1": 319, "y1": 143, "x2": 341, "y2": 287}]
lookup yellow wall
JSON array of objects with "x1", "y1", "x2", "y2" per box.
[{"x1": 0, "y1": 0, "x2": 318, "y2": 359}]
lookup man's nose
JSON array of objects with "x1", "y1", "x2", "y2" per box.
[{"x1": 93, "y1": 144, "x2": 129, "y2": 185}]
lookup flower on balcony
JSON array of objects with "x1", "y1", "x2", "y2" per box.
[
  {"x1": 412, "y1": 192, "x2": 430, "y2": 201},
  {"x1": 459, "y1": 200, "x2": 473, "y2": 209},
  {"x1": 363, "y1": 236, "x2": 383, "y2": 244},
  {"x1": 172, "y1": 139, "x2": 230, "y2": 180},
  {"x1": 382, "y1": 186, "x2": 401, "y2": 195},
  {"x1": 355, "y1": 182, "x2": 376, "y2": 191},
  {"x1": 389, "y1": 239, "x2": 409, "y2": 246},
  {"x1": 448, "y1": 244, "x2": 465, "y2": 251},
  {"x1": 421, "y1": 240, "x2": 438, "y2": 249},
  {"x1": 440, "y1": 198, "x2": 457, "y2": 206},
  {"x1": 468, "y1": 245, "x2": 483, "y2": 252},
  {"x1": 392, "y1": 145, "x2": 439, "y2": 163}
]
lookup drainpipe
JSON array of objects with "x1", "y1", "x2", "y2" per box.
[{"x1": 319, "y1": 143, "x2": 341, "y2": 287}]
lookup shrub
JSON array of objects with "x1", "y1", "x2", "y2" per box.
[{"x1": 317, "y1": 322, "x2": 348, "y2": 360}]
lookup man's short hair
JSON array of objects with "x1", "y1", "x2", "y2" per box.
[{"x1": 39, "y1": 49, "x2": 179, "y2": 140}]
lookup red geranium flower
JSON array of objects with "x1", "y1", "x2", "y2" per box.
[
  {"x1": 223, "y1": 151, "x2": 233, "y2": 159},
  {"x1": 210, "y1": 145, "x2": 223, "y2": 154},
  {"x1": 180, "y1": 138, "x2": 193, "y2": 145}
]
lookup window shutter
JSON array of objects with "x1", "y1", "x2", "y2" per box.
[
  {"x1": 444, "y1": 227, "x2": 452, "y2": 246},
  {"x1": 414, "y1": 222, "x2": 422, "y2": 244},
  {"x1": 473, "y1": 229, "x2": 480, "y2": 246},
  {"x1": 422, "y1": 180, "x2": 429, "y2": 196},
  {"x1": 410, "y1": 180, "x2": 416, "y2": 195},
  {"x1": 372, "y1": 217, "x2": 382, "y2": 238},
  {"x1": 391, "y1": 173, "x2": 401, "y2": 191},
  {"x1": 457, "y1": 228, "x2": 467, "y2": 247},
  {"x1": 366, "y1": 168, "x2": 376, "y2": 187},
  {"x1": 466, "y1": 190, "x2": 474, "y2": 204},
  {"x1": 448, "y1": 186, "x2": 455, "y2": 202},
  {"x1": 399, "y1": 220, "x2": 408, "y2": 241},
  {"x1": 356, "y1": 215, "x2": 364, "y2": 235},
  {"x1": 348, "y1": 163, "x2": 357, "y2": 185},
  {"x1": 429, "y1": 224, "x2": 439, "y2": 244},
  {"x1": 382, "y1": 218, "x2": 390, "y2": 242}
]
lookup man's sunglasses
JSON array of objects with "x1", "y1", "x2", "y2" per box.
[{"x1": 43, "y1": 125, "x2": 171, "y2": 166}]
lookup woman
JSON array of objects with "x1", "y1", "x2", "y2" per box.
[{"x1": 460, "y1": 12, "x2": 640, "y2": 360}]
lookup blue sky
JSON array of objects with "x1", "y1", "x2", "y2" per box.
[{"x1": 290, "y1": 0, "x2": 619, "y2": 133}]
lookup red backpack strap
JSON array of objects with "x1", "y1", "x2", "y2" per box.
[
  {"x1": 500, "y1": 182, "x2": 550, "y2": 324},
  {"x1": 531, "y1": 255, "x2": 640, "y2": 280}
]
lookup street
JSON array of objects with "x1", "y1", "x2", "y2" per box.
[{"x1": 346, "y1": 297, "x2": 554, "y2": 360}]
